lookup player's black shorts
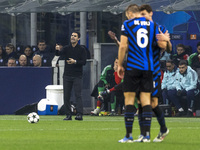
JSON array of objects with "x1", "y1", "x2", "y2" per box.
[
  {"x1": 151, "y1": 75, "x2": 161, "y2": 98},
  {"x1": 123, "y1": 69, "x2": 153, "y2": 93}
]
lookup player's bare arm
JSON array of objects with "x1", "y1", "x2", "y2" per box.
[
  {"x1": 164, "y1": 31, "x2": 172, "y2": 52},
  {"x1": 156, "y1": 32, "x2": 169, "y2": 49},
  {"x1": 117, "y1": 35, "x2": 128, "y2": 79}
]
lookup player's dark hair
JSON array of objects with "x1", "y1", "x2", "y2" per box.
[
  {"x1": 126, "y1": 4, "x2": 140, "y2": 13},
  {"x1": 179, "y1": 60, "x2": 188, "y2": 66},
  {"x1": 139, "y1": 4, "x2": 153, "y2": 13}
]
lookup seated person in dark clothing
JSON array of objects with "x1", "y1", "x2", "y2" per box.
[
  {"x1": 33, "y1": 55, "x2": 42, "y2": 67},
  {"x1": 18, "y1": 54, "x2": 27, "y2": 67},
  {"x1": 171, "y1": 43, "x2": 189, "y2": 67},
  {"x1": 24, "y1": 46, "x2": 33, "y2": 66},
  {"x1": 7, "y1": 57, "x2": 17, "y2": 67},
  {"x1": 4, "y1": 43, "x2": 18, "y2": 64},
  {"x1": 188, "y1": 42, "x2": 200, "y2": 71},
  {"x1": 33, "y1": 40, "x2": 54, "y2": 66}
]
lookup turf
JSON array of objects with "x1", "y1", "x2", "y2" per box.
[{"x1": 0, "y1": 115, "x2": 200, "y2": 150}]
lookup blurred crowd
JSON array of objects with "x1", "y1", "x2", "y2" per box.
[{"x1": 0, "y1": 40, "x2": 54, "y2": 67}]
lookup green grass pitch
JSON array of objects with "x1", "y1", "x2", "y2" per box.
[{"x1": 0, "y1": 115, "x2": 200, "y2": 150}]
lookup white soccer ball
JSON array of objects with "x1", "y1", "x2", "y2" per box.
[{"x1": 27, "y1": 112, "x2": 40, "y2": 123}]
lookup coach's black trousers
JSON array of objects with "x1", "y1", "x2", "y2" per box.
[{"x1": 63, "y1": 76, "x2": 83, "y2": 115}]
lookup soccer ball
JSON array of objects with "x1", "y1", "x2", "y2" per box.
[{"x1": 27, "y1": 112, "x2": 40, "y2": 123}]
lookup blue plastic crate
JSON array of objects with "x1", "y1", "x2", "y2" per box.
[{"x1": 38, "y1": 104, "x2": 58, "y2": 115}]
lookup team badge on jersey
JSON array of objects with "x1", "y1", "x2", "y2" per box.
[{"x1": 121, "y1": 24, "x2": 125, "y2": 31}]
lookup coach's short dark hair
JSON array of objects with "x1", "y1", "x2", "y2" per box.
[
  {"x1": 73, "y1": 31, "x2": 81, "y2": 38},
  {"x1": 126, "y1": 4, "x2": 140, "y2": 13},
  {"x1": 179, "y1": 60, "x2": 188, "y2": 66},
  {"x1": 139, "y1": 4, "x2": 153, "y2": 13}
]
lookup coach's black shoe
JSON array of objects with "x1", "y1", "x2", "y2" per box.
[
  {"x1": 75, "y1": 114, "x2": 83, "y2": 121},
  {"x1": 63, "y1": 115, "x2": 72, "y2": 121},
  {"x1": 175, "y1": 111, "x2": 185, "y2": 117}
]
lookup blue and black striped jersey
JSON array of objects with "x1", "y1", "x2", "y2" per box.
[
  {"x1": 121, "y1": 17, "x2": 159, "y2": 71},
  {"x1": 152, "y1": 24, "x2": 167, "y2": 97}
]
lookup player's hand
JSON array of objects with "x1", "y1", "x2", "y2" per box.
[
  {"x1": 156, "y1": 32, "x2": 170, "y2": 42},
  {"x1": 117, "y1": 65, "x2": 125, "y2": 79},
  {"x1": 164, "y1": 30, "x2": 170, "y2": 39},
  {"x1": 67, "y1": 58, "x2": 76, "y2": 64}
]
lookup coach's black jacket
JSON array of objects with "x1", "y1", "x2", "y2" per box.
[{"x1": 56, "y1": 44, "x2": 87, "y2": 77}]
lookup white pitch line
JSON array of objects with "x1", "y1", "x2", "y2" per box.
[
  {"x1": 0, "y1": 126, "x2": 199, "y2": 132},
  {"x1": 0, "y1": 128, "x2": 121, "y2": 132}
]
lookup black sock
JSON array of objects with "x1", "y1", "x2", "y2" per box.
[
  {"x1": 124, "y1": 105, "x2": 137, "y2": 138},
  {"x1": 153, "y1": 105, "x2": 167, "y2": 133},
  {"x1": 142, "y1": 105, "x2": 152, "y2": 137},
  {"x1": 138, "y1": 104, "x2": 143, "y2": 135}
]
